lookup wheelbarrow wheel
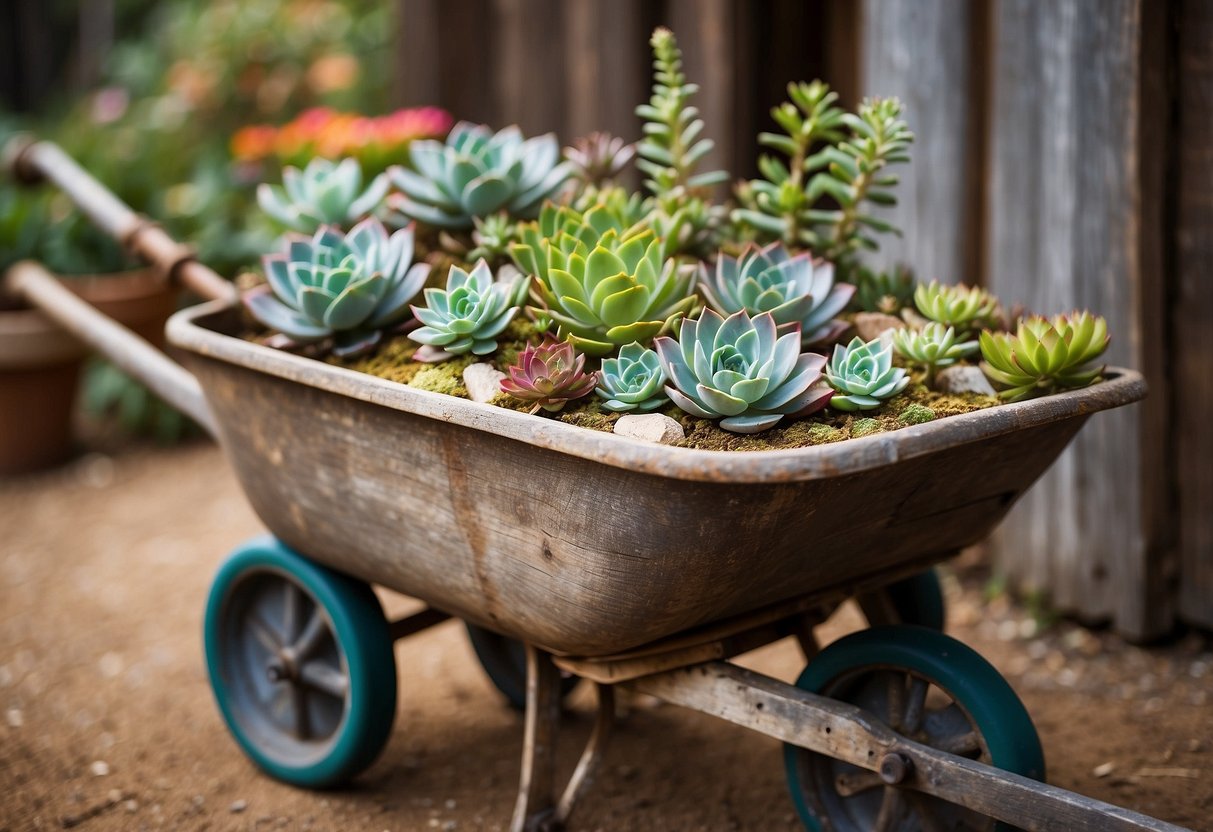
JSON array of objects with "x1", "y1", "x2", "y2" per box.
[
  {"x1": 784, "y1": 626, "x2": 1044, "y2": 832},
  {"x1": 465, "y1": 623, "x2": 581, "y2": 710},
  {"x1": 204, "y1": 536, "x2": 397, "y2": 789},
  {"x1": 885, "y1": 568, "x2": 947, "y2": 630}
]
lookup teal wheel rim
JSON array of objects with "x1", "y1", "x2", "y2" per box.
[
  {"x1": 885, "y1": 569, "x2": 947, "y2": 630},
  {"x1": 465, "y1": 623, "x2": 581, "y2": 710},
  {"x1": 204, "y1": 535, "x2": 397, "y2": 788},
  {"x1": 784, "y1": 626, "x2": 1044, "y2": 831}
]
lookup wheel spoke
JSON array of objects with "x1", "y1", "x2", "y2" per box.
[
  {"x1": 904, "y1": 791, "x2": 951, "y2": 832},
  {"x1": 886, "y1": 671, "x2": 906, "y2": 729},
  {"x1": 291, "y1": 682, "x2": 311, "y2": 739},
  {"x1": 834, "y1": 768, "x2": 885, "y2": 797},
  {"x1": 299, "y1": 662, "x2": 349, "y2": 700},
  {"x1": 873, "y1": 786, "x2": 906, "y2": 832},
  {"x1": 935, "y1": 729, "x2": 982, "y2": 757},
  {"x1": 282, "y1": 582, "x2": 303, "y2": 642},
  {"x1": 249, "y1": 613, "x2": 282, "y2": 652},
  {"x1": 292, "y1": 609, "x2": 328, "y2": 661},
  {"x1": 902, "y1": 676, "x2": 929, "y2": 733}
]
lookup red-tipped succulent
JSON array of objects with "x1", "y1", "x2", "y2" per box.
[{"x1": 500, "y1": 338, "x2": 598, "y2": 413}]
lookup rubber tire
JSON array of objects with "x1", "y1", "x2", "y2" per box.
[
  {"x1": 204, "y1": 535, "x2": 398, "y2": 788},
  {"x1": 465, "y1": 623, "x2": 581, "y2": 710},
  {"x1": 885, "y1": 568, "x2": 947, "y2": 630},
  {"x1": 784, "y1": 626, "x2": 1045, "y2": 832}
]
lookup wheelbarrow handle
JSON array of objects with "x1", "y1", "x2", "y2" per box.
[
  {"x1": 5, "y1": 261, "x2": 219, "y2": 438},
  {"x1": 4, "y1": 136, "x2": 238, "y2": 305}
]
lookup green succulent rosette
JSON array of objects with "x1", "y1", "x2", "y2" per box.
[
  {"x1": 595, "y1": 342, "x2": 669, "y2": 412},
  {"x1": 655, "y1": 308, "x2": 833, "y2": 434},
  {"x1": 824, "y1": 335, "x2": 910, "y2": 411},
  {"x1": 913, "y1": 281, "x2": 999, "y2": 333},
  {"x1": 409, "y1": 259, "x2": 527, "y2": 362},
  {"x1": 257, "y1": 157, "x2": 389, "y2": 234},
  {"x1": 892, "y1": 322, "x2": 977, "y2": 384},
  {"x1": 979, "y1": 312, "x2": 1108, "y2": 402}
]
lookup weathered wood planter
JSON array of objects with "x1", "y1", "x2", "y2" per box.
[{"x1": 4, "y1": 138, "x2": 1189, "y2": 832}]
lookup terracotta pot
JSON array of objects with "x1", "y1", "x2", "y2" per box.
[{"x1": 0, "y1": 269, "x2": 178, "y2": 475}]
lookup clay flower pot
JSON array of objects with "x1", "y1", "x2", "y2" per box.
[{"x1": 0, "y1": 269, "x2": 178, "y2": 474}]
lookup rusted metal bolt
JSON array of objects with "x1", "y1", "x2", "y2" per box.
[{"x1": 879, "y1": 752, "x2": 913, "y2": 785}]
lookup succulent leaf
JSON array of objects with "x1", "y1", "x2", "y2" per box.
[
  {"x1": 245, "y1": 219, "x2": 429, "y2": 355},
  {"x1": 595, "y1": 342, "x2": 669, "y2": 412},
  {"x1": 891, "y1": 322, "x2": 977, "y2": 386},
  {"x1": 499, "y1": 338, "x2": 599, "y2": 412},
  {"x1": 655, "y1": 308, "x2": 832, "y2": 433},
  {"x1": 257, "y1": 157, "x2": 388, "y2": 233},
  {"x1": 824, "y1": 336, "x2": 910, "y2": 411},
  {"x1": 408, "y1": 260, "x2": 525, "y2": 362}
]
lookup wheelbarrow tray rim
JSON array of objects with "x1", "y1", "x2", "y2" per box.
[{"x1": 168, "y1": 299, "x2": 1146, "y2": 484}]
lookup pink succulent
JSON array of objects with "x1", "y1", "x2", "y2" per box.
[{"x1": 500, "y1": 338, "x2": 598, "y2": 413}]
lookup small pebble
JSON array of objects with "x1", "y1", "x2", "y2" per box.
[
  {"x1": 1093, "y1": 762, "x2": 1116, "y2": 778},
  {"x1": 107, "y1": 789, "x2": 124, "y2": 803},
  {"x1": 462, "y1": 363, "x2": 508, "y2": 404},
  {"x1": 445, "y1": 799, "x2": 457, "y2": 810},
  {"x1": 124, "y1": 799, "x2": 138, "y2": 813},
  {"x1": 613, "y1": 413, "x2": 684, "y2": 444},
  {"x1": 935, "y1": 365, "x2": 996, "y2": 396},
  {"x1": 231, "y1": 799, "x2": 248, "y2": 814},
  {"x1": 5, "y1": 708, "x2": 23, "y2": 727},
  {"x1": 90, "y1": 760, "x2": 110, "y2": 777},
  {"x1": 99, "y1": 652, "x2": 124, "y2": 678}
]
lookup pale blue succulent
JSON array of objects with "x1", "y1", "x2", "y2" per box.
[
  {"x1": 698, "y1": 243, "x2": 854, "y2": 346},
  {"x1": 409, "y1": 260, "x2": 527, "y2": 362},
  {"x1": 595, "y1": 342, "x2": 669, "y2": 412},
  {"x1": 824, "y1": 336, "x2": 910, "y2": 411},
  {"x1": 257, "y1": 157, "x2": 389, "y2": 233},
  {"x1": 655, "y1": 308, "x2": 833, "y2": 434},
  {"x1": 245, "y1": 218, "x2": 429, "y2": 356},
  {"x1": 389, "y1": 122, "x2": 575, "y2": 229}
]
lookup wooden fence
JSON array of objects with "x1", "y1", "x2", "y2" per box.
[{"x1": 398, "y1": 0, "x2": 1210, "y2": 639}]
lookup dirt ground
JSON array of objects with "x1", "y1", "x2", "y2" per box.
[{"x1": 2, "y1": 441, "x2": 1211, "y2": 832}]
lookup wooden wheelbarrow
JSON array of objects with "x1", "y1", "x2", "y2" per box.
[{"x1": 3, "y1": 137, "x2": 1187, "y2": 832}]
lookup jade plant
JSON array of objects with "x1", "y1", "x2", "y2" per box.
[
  {"x1": 824, "y1": 336, "x2": 910, "y2": 411},
  {"x1": 409, "y1": 260, "x2": 527, "y2": 362},
  {"x1": 697, "y1": 243, "x2": 854, "y2": 346},
  {"x1": 500, "y1": 337, "x2": 598, "y2": 413},
  {"x1": 913, "y1": 281, "x2": 999, "y2": 334},
  {"x1": 892, "y1": 322, "x2": 978, "y2": 387},
  {"x1": 655, "y1": 309, "x2": 833, "y2": 433},
  {"x1": 595, "y1": 342, "x2": 668, "y2": 413},
  {"x1": 388, "y1": 122, "x2": 574, "y2": 229},
  {"x1": 246, "y1": 218, "x2": 430, "y2": 356},
  {"x1": 257, "y1": 157, "x2": 389, "y2": 233},
  {"x1": 979, "y1": 312, "x2": 1109, "y2": 401},
  {"x1": 733, "y1": 82, "x2": 912, "y2": 277}
]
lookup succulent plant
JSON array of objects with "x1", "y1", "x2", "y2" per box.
[
  {"x1": 595, "y1": 342, "x2": 669, "y2": 412},
  {"x1": 979, "y1": 312, "x2": 1109, "y2": 402},
  {"x1": 853, "y1": 264, "x2": 915, "y2": 314},
  {"x1": 246, "y1": 219, "x2": 430, "y2": 356},
  {"x1": 511, "y1": 206, "x2": 696, "y2": 356},
  {"x1": 697, "y1": 243, "x2": 854, "y2": 347},
  {"x1": 388, "y1": 122, "x2": 574, "y2": 229},
  {"x1": 892, "y1": 322, "x2": 978, "y2": 386},
  {"x1": 654, "y1": 308, "x2": 833, "y2": 433},
  {"x1": 409, "y1": 260, "x2": 527, "y2": 362},
  {"x1": 565, "y1": 132, "x2": 637, "y2": 187},
  {"x1": 257, "y1": 157, "x2": 390, "y2": 233},
  {"x1": 499, "y1": 337, "x2": 598, "y2": 413},
  {"x1": 824, "y1": 336, "x2": 910, "y2": 411},
  {"x1": 913, "y1": 281, "x2": 999, "y2": 333},
  {"x1": 468, "y1": 213, "x2": 517, "y2": 262}
]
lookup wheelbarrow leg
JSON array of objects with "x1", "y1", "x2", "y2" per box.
[
  {"x1": 511, "y1": 647, "x2": 616, "y2": 832},
  {"x1": 511, "y1": 645, "x2": 564, "y2": 832}
]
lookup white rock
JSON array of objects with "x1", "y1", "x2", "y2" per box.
[
  {"x1": 462, "y1": 363, "x2": 507, "y2": 404},
  {"x1": 936, "y1": 365, "x2": 997, "y2": 396},
  {"x1": 613, "y1": 413, "x2": 684, "y2": 445},
  {"x1": 852, "y1": 312, "x2": 904, "y2": 342}
]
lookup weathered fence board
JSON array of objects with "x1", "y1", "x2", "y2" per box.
[{"x1": 1175, "y1": 0, "x2": 1213, "y2": 630}]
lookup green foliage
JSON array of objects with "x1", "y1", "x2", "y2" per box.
[
  {"x1": 499, "y1": 338, "x2": 598, "y2": 413},
  {"x1": 733, "y1": 83, "x2": 912, "y2": 278},
  {"x1": 257, "y1": 157, "x2": 388, "y2": 233},
  {"x1": 914, "y1": 281, "x2": 1000, "y2": 334},
  {"x1": 655, "y1": 309, "x2": 833, "y2": 434},
  {"x1": 697, "y1": 242, "x2": 854, "y2": 347},
  {"x1": 595, "y1": 342, "x2": 669, "y2": 413},
  {"x1": 979, "y1": 312, "x2": 1109, "y2": 402},
  {"x1": 468, "y1": 213, "x2": 518, "y2": 263},
  {"x1": 892, "y1": 322, "x2": 978, "y2": 386},
  {"x1": 246, "y1": 219, "x2": 429, "y2": 356},
  {"x1": 824, "y1": 336, "x2": 910, "y2": 411},
  {"x1": 409, "y1": 260, "x2": 526, "y2": 362},
  {"x1": 388, "y1": 122, "x2": 574, "y2": 230},
  {"x1": 897, "y1": 403, "x2": 936, "y2": 425},
  {"x1": 853, "y1": 263, "x2": 915, "y2": 314}
]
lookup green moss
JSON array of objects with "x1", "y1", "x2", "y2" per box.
[
  {"x1": 558, "y1": 398, "x2": 617, "y2": 432},
  {"x1": 898, "y1": 403, "x2": 936, "y2": 425},
  {"x1": 851, "y1": 417, "x2": 884, "y2": 438},
  {"x1": 335, "y1": 336, "x2": 425, "y2": 385},
  {"x1": 407, "y1": 354, "x2": 476, "y2": 397}
]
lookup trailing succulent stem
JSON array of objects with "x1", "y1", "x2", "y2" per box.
[{"x1": 734, "y1": 84, "x2": 912, "y2": 280}]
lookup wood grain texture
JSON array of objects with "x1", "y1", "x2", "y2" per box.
[
  {"x1": 1175, "y1": 0, "x2": 1213, "y2": 629},
  {"x1": 985, "y1": 0, "x2": 1173, "y2": 639},
  {"x1": 858, "y1": 0, "x2": 980, "y2": 283}
]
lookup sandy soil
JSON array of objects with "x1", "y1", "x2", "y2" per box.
[{"x1": 1, "y1": 442, "x2": 1210, "y2": 832}]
